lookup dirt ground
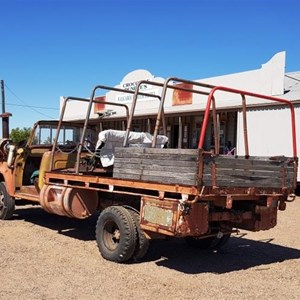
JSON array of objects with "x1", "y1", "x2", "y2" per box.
[{"x1": 1, "y1": 198, "x2": 300, "y2": 300}]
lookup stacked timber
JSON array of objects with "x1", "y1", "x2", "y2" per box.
[{"x1": 113, "y1": 147, "x2": 199, "y2": 186}]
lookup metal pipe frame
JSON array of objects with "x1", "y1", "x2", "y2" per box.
[
  {"x1": 152, "y1": 77, "x2": 214, "y2": 147},
  {"x1": 241, "y1": 95, "x2": 249, "y2": 157},
  {"x1": 211, "y1": 97, "x2": 219, "y2": 154},
  {"x1": 123, "y1": 80, "x2": 161, "y2": 147},
  {"x1": 124, "y1": 78, "x2": 213, "y2": 148},
  {"x1": 198, "y1": 86, "x2": 297, "y2": 158},
  {"x1": 48, "y1": 93, "x2": 129, "y2": 172},
  {"x1": 49, "y1": 81, "x2": 298, "y2": 174},
  {"x1": 76, "y1": 85, "x2": 163, "y2": 173}
]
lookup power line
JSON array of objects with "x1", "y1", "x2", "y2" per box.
[
  {"x1": 4, "y1": 83, "x2": 58, "y2": 119},
  {"x1": 6, "y1": 102, "x2": 59, "y2": 110}
]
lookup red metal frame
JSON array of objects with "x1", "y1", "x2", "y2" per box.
[{"x1": 198, "y1": 86, "x2": 298, "y2": 157}]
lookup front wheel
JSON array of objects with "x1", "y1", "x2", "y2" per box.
[
  {"x1": 0, "y1": 182, "x2": 15, "y2": 220},
  {"x1": 96, "y1": 206, "x2": 137, "y2": 263}
]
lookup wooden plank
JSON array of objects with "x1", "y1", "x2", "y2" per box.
[
  {"x1": 114, "y1": 162, "x2": 196, "y2": 173},
  {"x1": 215, "y1": 163, "x2": 293, "y2": 170},
  {"x1": 213, "y1": 155, "x2": 294, "y2": 161},
  {"x1": 113, "y1": 172, "x2": 197, "y2": 186},
  {"x1": 204, "y1": 161, "x2": 294, "y2": 170},
  {"x1": 208, "y1": 168, "x2": 285, "y2": 178},
  {"x1": 202, "y1": 173, "x2": 294, "y2": 188},
  {"x1": 203, "y1": 161, "x2": 294, "y2": 173},
  {"x1": 115, "y1": 152, "x2": 198, "y2": 161},
  {"x1": 114, "y1": 157, "x2": 197, "y2": 168},
  {"x1": 114, "y1": 147, "x2": 199, "y2": 162},
  {"x1": 202, "y1": 176, "x2": 279, "y2": 188},
  {"x1": 204, "y1": 155, "x2": 295, "y2": 168},
  {"x1": 113, "y1": 168, "x2": 196, "y2": 179},
  {"x1": 115, "y1": 147, "x2": 199, "y2": 156},
  {"x1": 204, "y1": 181, "x2": 285, "y2": 189}
]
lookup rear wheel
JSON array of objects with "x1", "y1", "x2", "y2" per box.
[
  {"x1": 96, "y1": 206, "x2": 137, "y2": 263},
  {"x1": 128, "y1": 209, "x2": 149, "y2": 260},
  {"x1": 0, "y1": 182, "x2": 15, "y2": 220}
]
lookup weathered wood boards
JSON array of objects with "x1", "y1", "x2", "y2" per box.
[
  {"x1": 202, "y1": 155, "x2": 295, "y2": 189},
  {"x1": 113, "y1": 148, "x2": 199, "y2": 186},
  {"x1": 113, "y1": 147, "x2": 296, "y2": 189}
]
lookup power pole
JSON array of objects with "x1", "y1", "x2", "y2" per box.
[
  {"x1": 0, "y1": 80, "x2": 12, "y2": 139},
  {"x1": 1, "y1": 80, "x2": 5, "y2": 113}
]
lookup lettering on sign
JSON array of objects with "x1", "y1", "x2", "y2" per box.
[
  {"x1": 117, "y1": 84, "x2": 158, "y2": 103},
  {"x1": 122, "y1": 81, "x2": 148, "y2": 91}
]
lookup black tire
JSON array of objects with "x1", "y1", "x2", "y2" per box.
[
  {"x1": 128, "y1": 209, "x2": 150, "y2": 260},
  {"x1": 185, "y1": 233, "x2": 231, "y2": 250},
  {"x1": 0, "y1": 182, "x2": 15, "y2": 220},
  {"x1": 96, "y1": 206, "x2": 137, "y2": 263}
]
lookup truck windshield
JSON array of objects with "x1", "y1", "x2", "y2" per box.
[{"x1": 32, "y1": 124, "x2": 97, "y2": 146}]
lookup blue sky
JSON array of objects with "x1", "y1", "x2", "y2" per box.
[{"x1": 1, "y1": 0, "x2": 300, "y2": 130}]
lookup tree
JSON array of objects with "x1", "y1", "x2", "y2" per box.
[
  {"x1": 43, "y1": 136, "x2": 51, "y2": 144},
  {"x1": 10, "y1": 127, "x2": 31, "y2": 145}
]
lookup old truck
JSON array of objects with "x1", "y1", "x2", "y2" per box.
[{"x1": 0, "y1": 78, "x2": 298, "y2": 263}]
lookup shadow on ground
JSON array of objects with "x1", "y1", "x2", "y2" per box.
[
  {"x1": 14, "y1": 205, "x2": 98, "y2": 241},
  {"x1": 13, "y1": 205, "x2": 300, "y2": 274},
  {"x1": 146, "y1": 237, "x2": 300, "y2": 274}
]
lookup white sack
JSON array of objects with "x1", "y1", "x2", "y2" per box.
[{"x1": 96, "y1": 129, "x2": 168, "y2": 167}]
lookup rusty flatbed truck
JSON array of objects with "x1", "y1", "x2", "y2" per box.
[{"x1": 0, "y1": 77, "x2": 298, "y2": 263}]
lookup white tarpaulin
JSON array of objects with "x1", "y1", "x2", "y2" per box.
[{"x1": 96, "y1": 129, "x2": 168, "y2": 167}]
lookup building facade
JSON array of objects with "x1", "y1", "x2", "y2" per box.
[{"x1": 61, "y1": 52, "x2": 300, "y2": 174}]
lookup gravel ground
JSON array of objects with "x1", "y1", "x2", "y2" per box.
[{"x1": 1, "y1": 199, "x2": 300, "y2": 300}]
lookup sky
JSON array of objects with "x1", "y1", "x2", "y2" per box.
[{"x1": 0, "y1": 0, "x2": 300, "y2": 130}]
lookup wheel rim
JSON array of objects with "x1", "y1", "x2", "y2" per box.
[{"x1": 103, "y1": 220, "x2": 121, "y2": 251}]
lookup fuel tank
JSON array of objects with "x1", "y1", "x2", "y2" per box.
[{"x1": 40, "y1": 185, "x2": 98, "y2": 219}]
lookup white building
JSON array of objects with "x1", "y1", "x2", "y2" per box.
[{"x1": 61, "y1": 51, "x2": 300, "y2": 175}]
